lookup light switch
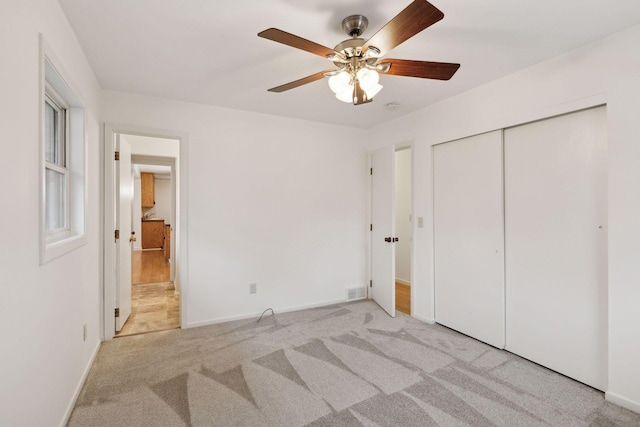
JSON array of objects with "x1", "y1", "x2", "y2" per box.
[{"x1": 418, "y1": 217, "x2": 424, "y2": 228}]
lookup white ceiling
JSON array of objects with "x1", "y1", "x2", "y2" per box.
[
  {"x1": 58, "y1": 0, "x2": 640, "y2": 129},
  {"x1": 133, "y1": 164, "x2": 171, "y2": 179}
]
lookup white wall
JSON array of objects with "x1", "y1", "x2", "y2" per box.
[
  {"x1": 153, "y1": 178, "x2": 173, "y2": 223},
  {"x1": 103, "y1": 91, "x2": 368, "y2": 327},
  {"x1": 394, "y1": 149, "x2": 412, "y2": 284},
  {"x1": 0, "y1": 1, "x2": 102, "y2": 425},
  {"x1": 365, "y1": 24, "x2": 640, "y2": 412},
  {"x1": 127, "y1": 134, "x2": 181, "y2": 158}
]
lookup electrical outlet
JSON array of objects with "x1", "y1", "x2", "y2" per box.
[
  {"x1": 83, "y1": 324, "x2": 87, "y2": 341},
  {"x1": 249, "y1": 283, "x2": 257, "y2": 294}
]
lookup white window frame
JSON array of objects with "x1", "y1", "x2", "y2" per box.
[{"x1": 39, "y1": 35, "x2": 87, "y2": 264}]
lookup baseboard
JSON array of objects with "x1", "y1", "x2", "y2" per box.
[
  {"x1": 395, "y1": 278, "x2": 411, "y2": 286},
  {"x1": 605, "y1": 391, "x2": 640, "y2": 414},
  {"x1": 412, "y1": 313, "x2": 436, "y2": 324},
  {"x1": 60, "y1": 340, "x2": 101, "y2": 427},
  {"x1": 186, "y1": 298, "x2": 347, "y2": 328}
]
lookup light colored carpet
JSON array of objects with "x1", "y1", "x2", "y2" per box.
[{"x1": 69, "y1": 301, "x2": 640, "y2": 426}]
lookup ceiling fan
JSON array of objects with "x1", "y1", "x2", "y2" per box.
[{"x1": 258, "y1": 0, "x2": 460, "y2": 106}]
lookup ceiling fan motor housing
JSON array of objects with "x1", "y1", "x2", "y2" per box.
[
  {"x1": 333, "y1": 37, "x2": 379, "y2": 69},
  {"x1": 342, "y1": 15, "x2": 368, "y2": 37}
]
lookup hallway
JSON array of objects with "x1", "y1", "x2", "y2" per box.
[
  {"x1": 116, "y1": 250, "x2": 179, "y2": 336},
  {"x1": 395, "y1": 281, "x2": 411, "y2": 315},
  {"x1": 132, "y1": 250, "x2": 170, "y2": 284}
]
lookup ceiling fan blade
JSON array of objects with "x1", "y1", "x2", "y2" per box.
[
  {"x1": 353, "y1": 81, "x2": 373, "y2": 105},
  {"x1": 267, "y1": 70, "x2": 335, "y2": 93},
  {"x1": 258, "y1": 28, "x2": 339, "y2": 59},
  {"x1": 362, "y1": 0, "x2": 444, "y2": 56},
  {"x1": 377, "y1": 59, "x2": 460, "y2": 80}
]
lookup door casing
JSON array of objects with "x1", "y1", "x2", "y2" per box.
[{"x1": 101, "y1": 123, "x2": 188, "y2": 341}]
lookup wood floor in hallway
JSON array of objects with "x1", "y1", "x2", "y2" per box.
[
  {"x1": 116, "y1": 281, "x2": 180, "y2": 336},
  {"x1": 132, "y1": 249, "x2": 170, "y2": 284},
  {"x1": 116, "y1": 249, "x2": 178, "y2": 337},
  {"x1": 395, "y1": 281, "x2": 411, "y2": 315}
]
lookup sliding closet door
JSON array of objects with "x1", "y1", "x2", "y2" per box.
[
  {"x1": 504, "y1": 106, "x2": 607, "y2": 390},
  {"x1": 434, "y1": 131, "x2": 505, "y2": 348}
]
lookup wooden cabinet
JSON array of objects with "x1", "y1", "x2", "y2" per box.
[
  {"x1": 141, "y1": 172, "x2": 155, "y2": 208},
  {"x1": 141, "y1": 220, "x2": 164, "y2": 248},
  {"x1": 164, "y1": 224, "x2": 171, "y2": 260}
]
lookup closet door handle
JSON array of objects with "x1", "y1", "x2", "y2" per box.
[
  {"x1": 393, "y1": 237, "x2": 399, "y2": 242},
  {"x1": 384, "y1": 237, "x2": 392, "y2": 242}
]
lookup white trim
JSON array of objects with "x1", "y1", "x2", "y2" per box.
[
  {"x1": 412, "y1": 313, "x2": 436, "y2": 325},
  {"x1": 395, "y1": 278, "x2": 411, "y2": 286},
  {"x1": 605, "y1": 391, "x2": 640, "y2": 414},
  {"x1": 366, "y1": 153, "x2": 372, "y2": 299},
  {"x1": 59, "y1": 341, "x2": 100, "y2": 427},
  {"x1": 102, "y1": 123, "x2": 188, "y2": 341},
  {"x1": 430, "y1": 144, "x2": 437, "y2": 322},
  {"x1": 102, "y1": 124, "x2": 116, "y2": 341},
  {"x1": 39, "y1": 35, "x2": 88, "y2": 265},
  {"x1": 186, "y1": 298, "x2": 346, "y2": 329},
  {"x1": 408, "y1": 144, "x2": 416, "y2": 319}
]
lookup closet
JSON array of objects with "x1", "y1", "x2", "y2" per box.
[
  {"x1": 433, "y1": 106, "x2": 607, "y2": 390},
  {"x1": 433, "y1": 131, "x2": 505, "y2": 349}
]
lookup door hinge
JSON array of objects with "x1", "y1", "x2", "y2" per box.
[
  {"x1": 370, "y1": 224, "x2": 373, "y2": 231},
  {"x1": 370, "y1": 280, "x2": 372, "y2": 288},
  {"x1": 370, "y1": 167, "x2": 373, "y2": 175},
  {"x1": 115, "y1": 151, "x2": 120, "y2": 161},
  {"x1": 115, "y1": 308, "x2": 120, "y2": 318},
  {"x1": 115, "y1": 229, "x2": 120, "y2": 239}
]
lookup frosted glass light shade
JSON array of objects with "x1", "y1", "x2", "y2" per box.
[
  {"x1": 356, "y1": 68, "x2": 379, "y2": 91},
  {"x1": 364, "y1": 83, "x2": 383, "y2": 99},
  {"x1": 336, "y1": 85, "x2": 354, "y2": 103},
  {"x1": 328, "y1": 72, "x2": 350, "y2": 94}
]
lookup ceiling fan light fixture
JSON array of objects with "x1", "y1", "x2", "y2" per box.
[
  {"x1": 336, "y1": 85, "x2": 355, "y2": 103},
  {"x1": 328, "y1": 71, "x2": 351, "y2": 94},
  {"x1": 364, "y1": 83, "x2": 383, "y2": 99},
  {"x1": 356, "y1": 68, "x2": 379, "y2": 91}
]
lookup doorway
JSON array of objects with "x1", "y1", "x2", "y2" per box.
[
  {"x1": 116, "y1": 158, "x2": 179, "y2": 336},
  {"x1": 103, "y1": 126, "x2": 184, "y2": 341},
  {"x1": 369, "y1": 145, "x2": 413, "y2": 317},
  {"x1": 394, "y1": 147, "x2": 412, "y2": 315}
]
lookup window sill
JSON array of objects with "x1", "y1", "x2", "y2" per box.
[{"x1": 41, "y1": 232, "x2": 87, "y2": 265}]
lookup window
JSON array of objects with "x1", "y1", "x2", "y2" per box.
[
  {"x1": 40, "y1": 36, "x2": 86, "y2": 264},
  {"x1": 44, "y1": 88, "x2": 69, "y2": 233}
]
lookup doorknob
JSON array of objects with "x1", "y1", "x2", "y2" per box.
[{"x1": 129, "y1": 231, "x2": 136, "y2": 243}]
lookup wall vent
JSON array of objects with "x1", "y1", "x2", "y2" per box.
[{"x1": 346, "y1": 287, "x2": 367, "y2": 301}]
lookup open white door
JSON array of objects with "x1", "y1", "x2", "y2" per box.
[
  {"x1": 370, "y1": 146, "x2": 395, "y2": 317},
  {"x1": 115, "y1": 135, "x2": 133, "y2": 331}
]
